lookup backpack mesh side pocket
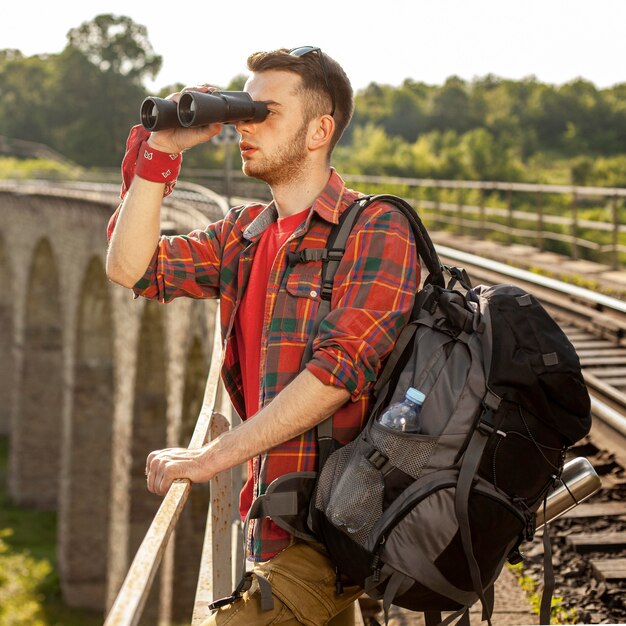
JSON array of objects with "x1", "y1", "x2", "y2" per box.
[
  {"x1": 316, "y1": 427, "x2": 440, "y2": 547},
  {"x1": 370, "y1": 423, "x2": 438, "y2": 479}
]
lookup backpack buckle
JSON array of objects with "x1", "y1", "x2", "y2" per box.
[
  {"x1": 208, "y1": 572, "x2": 253, "y2": 610},
  {"x1": 367, "y1": 449, "x2": 389, "y2": 470},
  {"x1": 477, "y1": 406, "x2": 496, "y2": 436},
  {"x1": 320, "y1": 281, "x2": 334, "y2": 301}
]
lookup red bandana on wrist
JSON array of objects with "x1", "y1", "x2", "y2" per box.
[
  {"x1": 119, "y1": 124, "x2": 182, "y2": 201},
  {"x1": 107, "y1": 125, "x2": 184, "y2": 242},
  {"x1": 135, "y1": 140, "x2": 181, "y2": 183}
]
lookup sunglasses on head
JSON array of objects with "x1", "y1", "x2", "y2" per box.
[{"x1": 289, "y1": 46, "x2": 336, "y2": 117}]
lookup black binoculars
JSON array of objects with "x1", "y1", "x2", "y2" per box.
[{"x1": 140, "y1": 90, "x2": 269, "y2": 132}]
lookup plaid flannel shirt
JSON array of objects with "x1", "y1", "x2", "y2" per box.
[{"x1": 108, "y1": 152, "x2": 419, "y2": 560}]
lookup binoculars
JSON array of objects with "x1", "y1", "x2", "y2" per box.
[{"x1": 140, "y1": 90, "x2": 269, "y2": 132}]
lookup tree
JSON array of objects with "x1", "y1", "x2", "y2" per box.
[
  {"x1": 46, "y1": 14, "x2": 163, "y2": 166},
  {"x1": 46, "y1": 47, "x2": 147, "y2": 166},
  {"x1": 383, "y1": 87, "x2": 427, "y2": 143},
  {"x1": 428, "y1": 76, "x2": 478, "y2": 135},
  {"x1": 0, "y1": 52, "x2": 54, "y2": 144},
  {"x1": 66, "y1": 14, "x2": 161, "y2": 86}
]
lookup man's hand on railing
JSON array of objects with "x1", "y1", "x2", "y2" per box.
[{"x1": 145, "y1": 446, "x2": 214, "y2": 496}]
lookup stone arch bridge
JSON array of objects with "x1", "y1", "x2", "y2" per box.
[{"x1": 0, "y1": 179, "x2": 233, "y2": 624}]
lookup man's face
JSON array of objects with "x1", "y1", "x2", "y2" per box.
[{"x1": 237, "y1": 70, "x2": 312, "y2": 186}]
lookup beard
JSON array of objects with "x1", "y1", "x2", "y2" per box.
[{"x1": 242, "y1": 120, "x2": 309, "y2": 187}]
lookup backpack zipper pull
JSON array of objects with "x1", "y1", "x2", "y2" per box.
[
  {"x1": 370, "y1": 554, "x2": 381, "y2": 583},
  {"x1": 370, "y1": 536, "x2": 386, "y2": 583}
]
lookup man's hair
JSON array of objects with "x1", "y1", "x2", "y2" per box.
[{"x1": 246, "y1": 48, "x2": 354, "y2": 155}]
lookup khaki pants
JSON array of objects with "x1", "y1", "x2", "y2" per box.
[{"x1": 200, "y1": 542, "x2": 363, "y2": 626}]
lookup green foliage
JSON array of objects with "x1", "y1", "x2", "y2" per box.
[
  {"x1": 66, "y1": 14, "x2": 161, "y2": 85},
  {"x1": 0, "y1": 157, "x2": 80, "y2": 180},
  {"x1": 0, "y1": 14, "x2": 159, "y2": 167},
  {"x1": 0, "y1": 437, "x2": 101, "y2": 625},
  {"x1": 1, "y1": 14, "x2": 626, "y2": 180},
  {"x1": 508, "y1": 562, "x2": 579, "y2": 624},
  {"x1": 0, "y1": 530, "x2": 50, "y2": 626},
  {"x1": 227, "y1": 74, "x2": 248, "y2": 91},
  {"x1": 335, "y1": 125, "x2": 523, "y2": 182}
]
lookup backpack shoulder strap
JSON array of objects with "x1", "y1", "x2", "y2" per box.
[
  {"x1": 362, "y1": 194, "x2": 444, "y2": 287},
  {"x1": 299, "y1": 193, "x2": 443, "y2": 368},
  {"x1": 295, "y1": 194, "x2": 443, "y2": 464},
  {"x1": 255, "y1": 195, "x2": 442, "y2": 540}
]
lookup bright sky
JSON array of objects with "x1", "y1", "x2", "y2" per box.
[{"x1": 4, "y1": 0, "x2": 626, "y2": 93}]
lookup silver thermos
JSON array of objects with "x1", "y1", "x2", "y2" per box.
[{"x1": 535, "y1": 456, "x2": 602, "y2": 529}]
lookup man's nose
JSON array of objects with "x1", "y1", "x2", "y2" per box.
[{"x1": 235, "y1": 118, "x2": 257, "y2": 135}]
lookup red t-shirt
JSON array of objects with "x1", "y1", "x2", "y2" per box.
[{"x1": 235, "y1": 207, "x2": 310, "y2": 518}]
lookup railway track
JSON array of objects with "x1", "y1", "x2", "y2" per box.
[{"x1": 435, "y1": 245, "x2": 626, "y2": 625}]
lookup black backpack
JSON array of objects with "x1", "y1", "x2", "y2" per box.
[{"x1": 221, "y1": 194, "x2": 592, "y2": 625}]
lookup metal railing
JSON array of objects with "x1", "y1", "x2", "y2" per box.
[
  {"x1": 3, "y1": 172, "x2": 624, "y2": 268},
  {"x1": 102, "y1": 309, "x2": 363, "y2": 625},
  {"x1": 104, "y1": 312, "x2": 234, "y2": 625},
  {"x1": 347, "y1": 176, "x2": 626, "y2": 271},
  {"x1": 182, "y1": 170, "x2": 626, "y2": 270}
]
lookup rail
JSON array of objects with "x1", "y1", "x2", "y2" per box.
[
  {"x1": 104, "y1": 311, "x2": 232, "y2": 625},
  {"x1": 3, "y1": 172, "x2": 625, "y2": 268},
  {"x1": 350, "y1": 176, "x2": 626, "y2": 271},
  {"x1": 182, "y1": 170, "x2": 626, "y2": 270}
]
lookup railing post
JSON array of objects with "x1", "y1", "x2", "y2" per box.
[
  {"x1": 611, "y1": 195, "x2": 619, "y2": 270},
  {"x1": 506, "y1": 187, "x2": 513, "y2": 244},
  {"x1": 456, "y1": 186, "x2": 464, "y2": 236},
  {"x1": 434, "y1": 181, "x2": 441, "y2": 230},
  {"x1": 536, "y1": 188, "x2": 544, "y2": 252},
  {"x1": 191, "y1": 411, "x2": 233, "y2": 626},
  {"x1": 478, "y1": 186, "x2": 486, "y2": 240},
  {"x1": 572, "y1": 189, "x2": 579, "y2": 260}
]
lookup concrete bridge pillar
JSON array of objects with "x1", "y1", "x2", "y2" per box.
[
  {"x1": 10, "y1": 238, "x2": 63, "y2": 510},
  {"x1": 1, "y1": 189, "x2": 228, "y2": 623},
  {"x1": 130, "y1": 301, "x2": 169, "y2": 625},
  {"x1": 57, "y1": 258, "x2": 115, "y2": 610},
  {"x1": 0, "y1": 236, "x2": 14, "y2": 435}
]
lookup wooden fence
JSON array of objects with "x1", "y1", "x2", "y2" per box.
[{"x1": 184, "y1": 170, "x2": 626, "y2": 270}]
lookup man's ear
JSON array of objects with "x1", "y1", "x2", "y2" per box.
[{"x1": 308, "y1": 115, "x2": 335, "y2": 153}]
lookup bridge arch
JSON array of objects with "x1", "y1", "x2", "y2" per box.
[
  {"x1": 59, "y1": 256, "x2": 115, "y2": 609},
  {"x1": 10, "y1": 237, "x2": 63, "y2": 509}
]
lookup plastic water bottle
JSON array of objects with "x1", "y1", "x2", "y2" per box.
[{"x1": 378, "y1": 387, "x2": 425, "y2": 433}]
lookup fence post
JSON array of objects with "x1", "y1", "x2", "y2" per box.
[
  {"x1": 478, "y1": 186, "x2": 486, "y2": 240},
  {"x1": 456, "y1": 186, "x2": 464, "y2": 236},
  {"x1": 571, "y1": 189, "x2": 579, "y2": 260},
  {"x1": 535, "y1": 189, "x2": 544, "y2": 251},
  {"x1": 611, "y1": 195, "x2": 619, "y2": 270},
  {"x1": 191, "y1": 413, "x2": 233, "y2": 625},
  {"x1": 434, "y1": 181, "x2": 441, "y2": 230},
  {"x1": 506, "y1": 187, "x2": 513, "y2": 244}
]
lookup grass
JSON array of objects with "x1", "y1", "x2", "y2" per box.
[
  {"x1": 0, "y1": 436, "x2": 103, "y2": 626},
  {"x1": 508, "y1": 562, "x2": 579, "y2": 625}
]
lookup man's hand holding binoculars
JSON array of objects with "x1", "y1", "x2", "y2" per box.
[
  {"x1": 140, "y1": 85, "x2": 269, "y2": 154},
  {"x1": 145, "y1": 85, "x2": 225, "y2": 155}
]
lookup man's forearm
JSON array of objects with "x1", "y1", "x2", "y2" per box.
[
  {"x1": 145, "y1": 369, "x2": 351, "y2": 495},
  {"x1": 106, "y1": 176, "x2": 165, "y2": 288},
  {"x1": 215, "y1": 368, "x2": 351, "y2": 470}
]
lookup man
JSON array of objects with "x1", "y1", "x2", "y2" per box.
[{"x1": 106, "y1": 47, "x2": 419, "y2": 625}]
